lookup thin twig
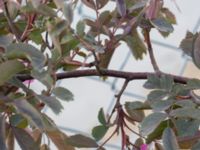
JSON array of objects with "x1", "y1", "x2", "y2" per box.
[
  {"x1": 144, "y1": 29, "x2": 161, "y2": 73},
  {"x1": 107, "y1": 80, "x2": 129, "y2": 125},
  {"x1": 3, "y1": 0, "x2": 21, "y2": 41},
  {"x1": 20, "y1": 14, "x2": 37, "y2": 42},
  {"x1": 20, "y1": 15, "x2": 32, "y2": 41},
  {"x1": 128, "y1": 141, "x2": 140, "y2": 150},
  {"x1": 115, "y1": 79, "x2": 129, "y2": 105},
  {"x1": 94, "y1": 2, "x2": 101, "y2": 43},
  {"x1": 91, "y1": 51, "x2": 102, "y2": 75}
]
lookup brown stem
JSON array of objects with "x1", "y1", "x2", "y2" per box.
[
  {"x1": 20, "y1": 14, "x2": 36, "y2": 42},
  {"x1": 94, "y1": 3, "x2": 100, "y2": 43},
  {"x1": 3, "y1": 0, "x2": 21, "y2": 41},
  {"x1": 106, "y1": 80, "x2": 129, "y2": 131},
  {"x1": 115, "y1": 79, "x2": 129, "y2": 106},
  {"x1": 17, "y1": 69, "x2": 189, "y2": 84},
  {"x1": 20, "y1": 0, "x2": 48, "y2": 42},
  {"x1": 121, "y1": 123, "x2": 126, "y2": 150},
  {"x1": 144, "y1": 29, "x2": 160, "y2": 73}
]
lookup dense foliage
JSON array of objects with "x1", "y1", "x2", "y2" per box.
[{"x1": 0, "y1": 0, "x2": 200, "y2": 150}]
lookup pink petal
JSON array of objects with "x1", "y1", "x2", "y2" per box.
[
  {"x1": 23, "y1": 79, "x2": 34, "y2": 85},
  {"x1": 140, "y1": 144, "x2": 148, "y2": 150}
]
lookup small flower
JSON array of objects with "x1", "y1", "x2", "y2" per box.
[{"x1": 140, "y1": 144, "x2": 148, "y2": 150}]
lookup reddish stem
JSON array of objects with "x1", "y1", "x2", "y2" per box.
[{"x1": 21, "y1": 14, "x2": 37, "y2": 42}]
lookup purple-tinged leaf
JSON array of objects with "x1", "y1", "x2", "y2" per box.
[
  {"x1": 145, "y1": 0, "x2": 163, "y2": 20},
  {"x1": 123, "y1": 17, "x2": 137, "y2": 35},
  {"x1": 116, "y1": 0, "x2": 126, "y2": 17}
]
